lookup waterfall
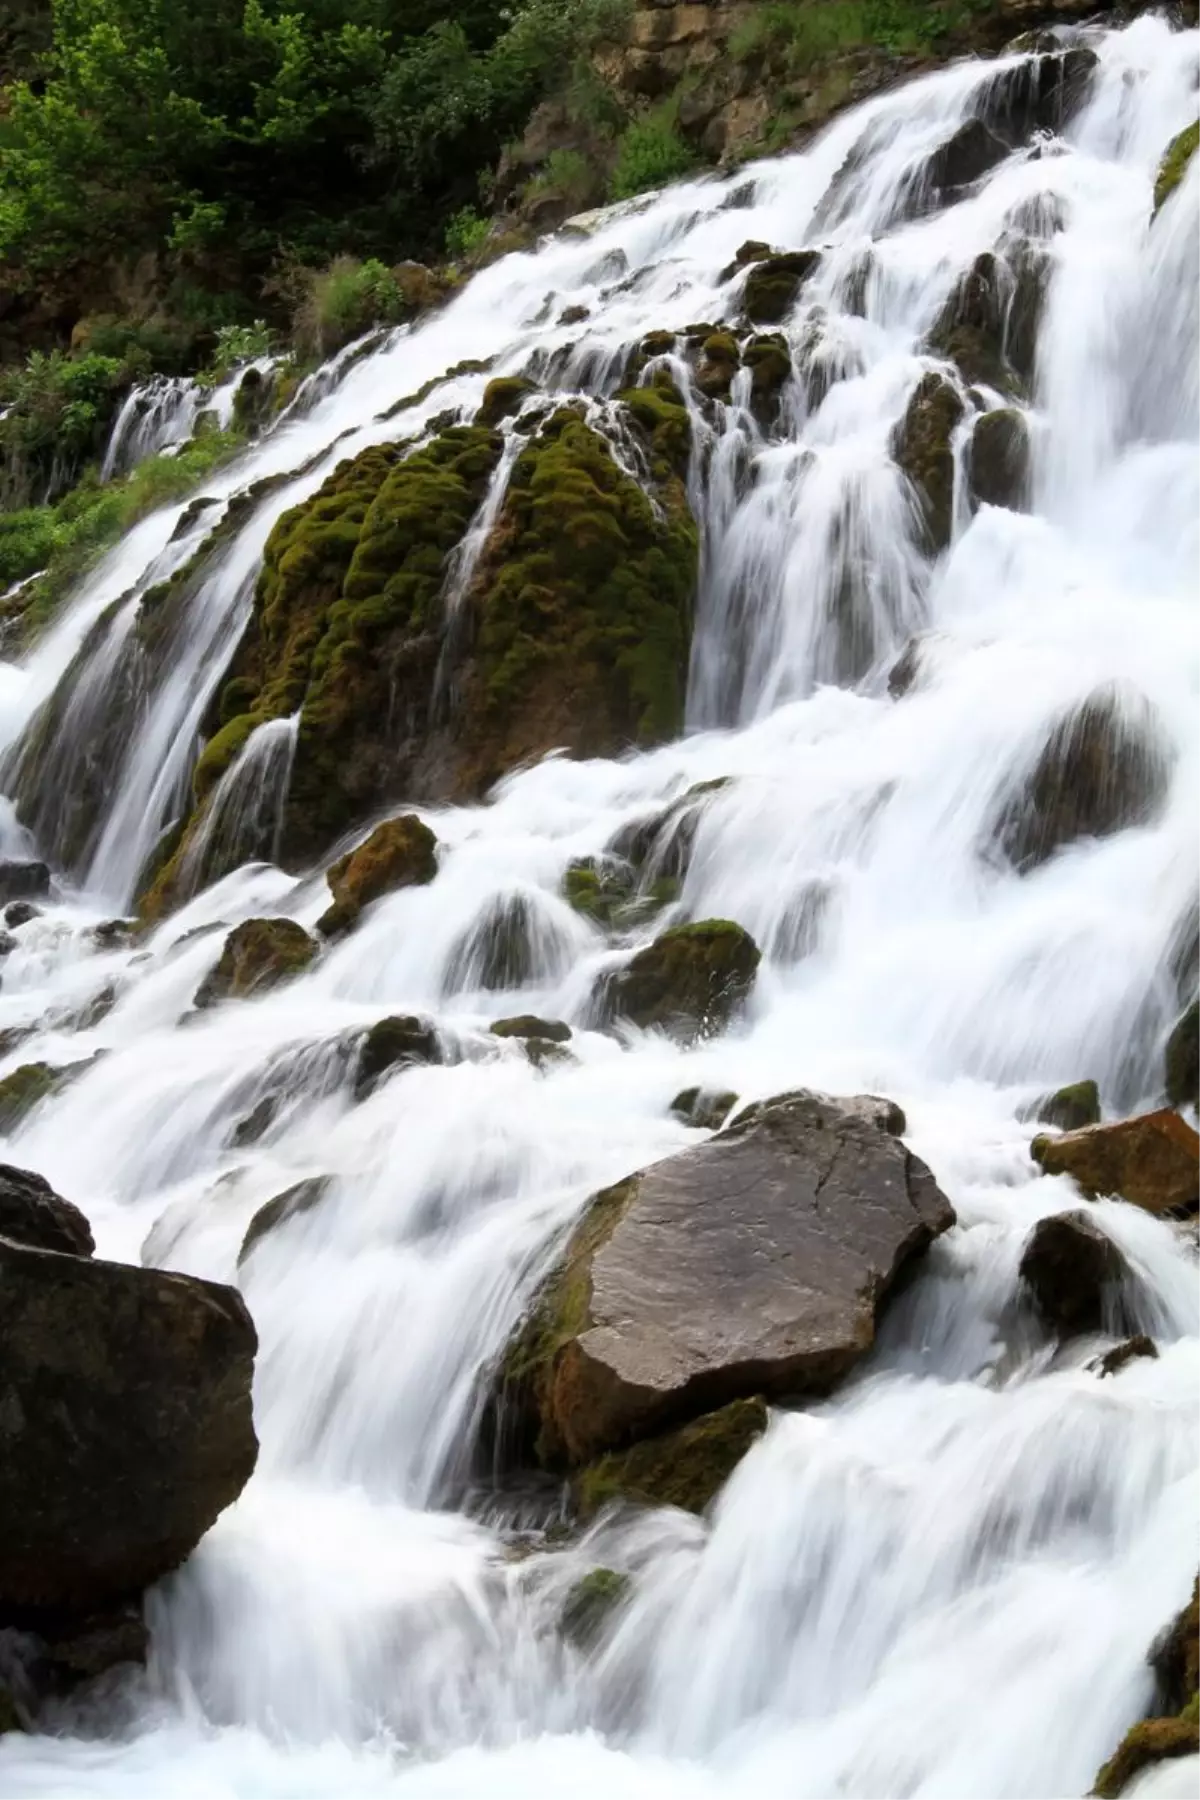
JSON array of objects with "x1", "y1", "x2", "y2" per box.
[{"x1": 0, "y1": 14, "x2": 1196, "y2": 1799}]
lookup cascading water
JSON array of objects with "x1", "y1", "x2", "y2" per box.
[{"x1": 0, "y1": 14, "x2": 1196, "y2": 1798}]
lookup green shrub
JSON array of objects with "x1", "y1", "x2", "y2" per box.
[
  {"x1": 729, "y1": 0, "x2": 962, "y2": 65},
  {"x1": 290, "y1": 257, "x2": 406, "y2": 359},
  {"x1": 203, "y1": 320, "x2": 273, "y2": 384},
  {"x1": 444, "y1": 205, "x2": 492, "y2": 261},
  {"x1": 609, "y1": 101, "x2": 698, "y2": 202},
  {"x1": 0, "y1": 349, "x2": 127, "y2": 509}
]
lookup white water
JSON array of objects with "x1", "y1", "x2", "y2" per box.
[{"x1": 0, "y1": 16, "x2": 1197, "y2": 1799}]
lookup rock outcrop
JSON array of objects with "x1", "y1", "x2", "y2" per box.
[
  {"x1": 602, "y1": 918, "x2": 761, "y2": 1040},
  {"x1": 354, "y1": 1015, "x2": 442, "y2": 1098},
  {"x1": 318, "y1": 813, "x2": 438, "y2": 937},
  {"x1": 1093, "y1": 1580, "x2": 1199, "y2": 1797},
  {"x1": 892, "y1": 372, "x2": 964, "y2": 554},
  {"x1": 968, "y1": 407, "x2": 1030, "y2": 511},
  {"x1": 1031, "y1": 1110, "x2": 1199, "y2": 1216},
  {"x1": 194, "y1": 917, "x2": 318, "y2": 1007},
  {"x1": 0, "y1": 1169, "x2": 257, "y2": 1617},
  {"x1": 501, "y1": 1089, "x2": 955, "y2": 1472},
  {"x1": 0, "y1": 1162, "x2": 93, "y2": 1255},
  {"x1": 1018, "y1": 1209, "x2": 1128, "y2": 1336}
]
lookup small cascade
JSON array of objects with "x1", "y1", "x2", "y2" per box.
[
  {"x1": 176, "y1": 713, "x2": 300, "y2": 900},
  {"x1": 101, "y1": 377, "x2": 203, "y2": 480}
]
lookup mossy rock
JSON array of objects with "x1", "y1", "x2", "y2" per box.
[
  {"x1": 559, "y1": 1567, "x2": 632, "y2": 1649},
  {"x1": 1154, "y1": 120, "x2": 1199, "y2": 216},
  {"x1": 892, "y1": 371, "x2": 965, "y2": 554},
  {"x1": 742, "y1": 251, "x2": 821, "y2": 325},
  {"x1": 354, "y1": 1015, "x2": 441, "y2": 1099},
  {"x1": 1093, "y1": 1579, "x2": 1199, "y2": 1796},
  {"x1": 193, "y1": 918, "x2": 318, "y2": 1008},
  {"x1": 1036, "y1": 1080, "x2": 1100, "y2": 1133},
  {"x1": 614, "y1": 377, "x2": 693, "y2": 484},
  {"x1": 606, "y1": 778, "x2": 732, "y2": 888},
  {"x1": 968, "y1": 408, "x2": 1030, "y2": 512},
  {"x1": 744, "y1": 333, "x2": 793, "y2": 404},
  {"x1": 476, "y1": 376, "x2": 534, "y2": 427},
  {"x1": 490, "y1": 1016, "x2": 571, "y2": 1044},
  {"x1": 563, "y1": 857, "x2": 637, "y2": 927},
  {"x1": 1165, "y1": 1000, "x2": 1198, "y2": 1112},
  {"x1": 928, "y1": 252, "x2": 1020, "y2": 395},
  {"x1": 572, "y1": 1397, "x2": 769, "y2": 1518},
  {"x1": 670, "y1": 1086, "x2": 739, "y2": 1131},
  {"x1": 238, "y1": 1176, "x2": 332, "y2": 1266},
  {"x1": 444, "y1": 894, "x2": 545, "y2": 992},
  {"x1": 604, "y1": 919, "x2": 761, "y2": 1041},
  {"x1": 318, "y1": 814, "x2": 438, "y2": 937},
  {"x1": 0, "y1": 1061, "x2": 59, "y2": 1131}
]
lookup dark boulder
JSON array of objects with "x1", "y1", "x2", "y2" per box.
[
  {"x1": 1088, "y1": 1335, "x2": 1158, "y2": 1379},
  {"x1": 1165, "y1": 1000, "x2": 1198, "y2": 1112},
  {"x1": 573, "y1": 1397, "x2": 770, "y2": 1519},
  {"x1": 992, "y1": 685, "x2": 1170, "y2": 873},
  {"x1": 443, "y1": 894, "x2": 548, "y2": 992},
  {"x1": 916, "y1": 118, "x2": 1011, "y2": 213},
  {"x1": 892, "y1": 372, "x2": 965, "y2": 554},
  {"x1": 929, "y1": 253, "x2": 1017, "y2": 394},
  {"x1": 501, "y1": 1089, "x2": 954, "y2": 1469},
  {"x1": 741, "y1": 251, "x2": 821, "y2": 325},
  {"x1": 1018, "y1": 1209, "x2": 1128, "y2": 1335},
  {"x1": 354, "y1": 1015, "x2": 441, "y2": 1098},
  {"x1": 973, "y1": 47, "x2": 1098, "y2": 147},
  {"x1": 0, "y1": 1233, "x2": 257, "y2": 1612},
  {"x1": 318, "y1": 814, "x2": 438, "y2": 937},
  {"x1": 670, "y1": 1086, "x2": 739, "y2": 1131},
  {"x1": 0, "y1": 1164, "x2": 93, "y2": 1256},
  {"x1": 3, "y1": 902, "x2": 39, "y2": 929},
  {"x1": 559, "y1": 1567, "x2": 632, "y2": 1648},
  {"x1": 0, "y1": 863, "x2": 49, "y2": 906},
  {"x1": 1036, "y1": 1079, "x2": 1100, "y2": 1133},
  {"x1": 968, "y1": 408, "x2": 1031, "y2": 511},
  {"x1": 194, "y1": 918, "x2": 318, "y2": 1008},
  {"x1": 1031, "y1": 1110, "x2": 1199, "y2": 1217},
  {"x1": 239, "y1": 1176, "x2": 331, "y2": 1265},
  {"x1": 490, "y1": 1016, "x2": 572, "y2": 1044},
  {"x1": 603, "y1": 919, "x2": 761, "y2": 1042}
]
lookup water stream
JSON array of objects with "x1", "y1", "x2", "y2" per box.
[{"x1": 0, "y1": 15, "x2": 1196, "y2": 1798}]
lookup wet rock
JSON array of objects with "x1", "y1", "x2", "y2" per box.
[
  {"x1": 741, "y1": 250, "x2": 821, "y2": 325},
  {"x1": 973, "y1": 47, "x2": 1098, "y2": 146},
  {"x1": 476, "y1": 377, "x2": 534, "y2": 427},
  {"x1": 719, "y1": 239, "x2": 772, "y2": 282},
  {"x1": 1018, "y1": 1209, "x2": 1128, "y2": 1335},
  {"x1": 490, "y1": 1016, "x2": 572, "y2": 1044},
  {"x1": 0, "y1": 931, "x2": 17, "y2": 958},
  {"x1": 194, "y1": 918, "x2": 318, "y2": 1008},
  {"x1": 573, "y1": 1398, "x2": 770, "y2": 1519},
  {"x1": 0, "y1": 1164, "x2": 93, "y2": 1256},
  {"x1": 318, "y1": 815, "x2": 438, "y2": 937},
  {"x1": 563, "y1": 856, "x2": 639, "y2": 927},
  {"x1": 3, "y1": 902, "x2": 40, "y2": 929},
  {"x1": 0, "y1": 862, "x2": 49, "y2": 906},
  {"x1": 929, "y1": 253, "x2": 1016, "y2": 394},
  {"x1": 444, "y1": 894, "x2": 546, "y2": 992},
  {"x1": 892, "y1": 372, "x2": 965, "y2": 555},
  {"x1": 1031, "y1": 1110, "x2": 1199, "y2": 1216},
  {"x1": 5, "y1": 1602, "x2": 149, "y2": 1712},
  {"x1": 968, "y1": 408, "x2": 1031, "y2": 510},
  {"x1": 0, "y1": 1062, "x2": 58, "y2": 1131},
  {"x1": 1154, "y1": 120, "x2": 1199, "y2": 217},
  {"x1": 238, "y1": 1176, "x2": 332, "y2": 1265},
  {"x1": 0, "y1": 1230, "x2": 257, "y2": 1611},
  {"x1": 1036, "y1": 1079, "x2": 1100, "y2": 1133},
  {"x1": 606, "y1": 779, "x2": 732, "y2": 891},
  {"x1": 1165, "y1": 1000, "x2": 1198, "y2": 1112},
  {"x1": 993, "y1": 685, "x2": 1170, "y2": 872},
  {"x1": 918, "y1": 118, "x2": 1011, "y2": 211},
  {"x1": 1093, "y1": 1579, "x2": 1199, "y2": 1797},
  {"x1": 501, "y1": 1088, "x2": 953, "y2": 1468},
  {"x1": 603, "y1": 919, "x2": 761, "y2": 1042},
  {"x1": 559, "y1": 1567, "x2": 632, "y2": 1648},
  {"x1": 1088, "y1": 1335, "x2": 1158, "y2": 1379},
  {"x1": 670, "y1": 1086, "x2": 738, "y2": 1131},
  {"x1": 743, "y1": 333, "x2": 793, "y2": 417},
  {"x1": 354, "y1": 1015, "x2": 442, "y2": 1098}
]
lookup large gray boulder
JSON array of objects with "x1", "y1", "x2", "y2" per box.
[
  {"x1": 502, "y1": 1089, "x2": 955, "y2": 1469},
  {"x1": 0, "y1": 1177, "x2": 258, "y2": 1615}
]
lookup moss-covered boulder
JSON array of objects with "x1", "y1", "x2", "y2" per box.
[
  {"x1": 928, "y1": 252, "x2": 1020, "y2": 394},
  {"x1": 1093, "y1": 1580, "x2": 1198, "y2": 1796},
  {"x1": 741, "y1": 251, "x2": 821, "y2": 325},
  {"x1": 193, "y1": 918, "x2": 317, "y2": 1008},
  {"x1": 476, "y1": 376, "x2": 534, "y2": 427},
  {"x1": 559, "y1": 1567, "x2": 633, "y2": 1648},
  {"x1": 1154, "y1": 120, "x2": 1199, "y2": 217},
  {"x1": 968, "y1": 407, "x2": 1030, "y2": 511},
  {"x1": 354, "y1": 1015, "x2": 441, "y2": 1098},
  {"x1": 1036, "y1": 1080, "x2": 1100, "y2": 1133},
  {"x1": 1018, "y1": 1209, "x2": 1128, "y2": 1337},
  {"x1": 318, "y1": 814, "x2": 438, "y2": 937},
  {"x1": 499, "y1": 1089, "x2": 953, "y2": 1471},
  {"x1": 573, "y1": 1398, "x2": 769, "y2": 1519},
  {"x1": 1031, "y1": 1109, "x2": 1199, "y2": 1216},
  {"x1": 992, "y1": 685, "x2": 1170, "y2": 873},
  {"x1": 892, "y1": 371, "x2": 965, "y2": 554},
  {"x1": 563, "y1": 857, "x2": 638, "y2": 927},
  {"x1": 1165, "y1": 1000, "x2": 1198, "y2": 1112},
  {"x1": 0, "y1": 1062, "x2": 59, "y2": 1132},
  {"x1": 603, "y1": 919, "x2": 760, "y2": 1041}
]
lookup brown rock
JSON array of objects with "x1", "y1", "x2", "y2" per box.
[
  {"x1": 1018, "y1": 1209, "x2": 1128, "y2": 1335},
  {"x1": 194, "y1": 917, "x2": 318, "y2": 1007},
  {"x1": 1031, "y1": 1111, "x2": 1199, "y2": 1216},
  {"x1": 892, "y1": 372, "x2": 965, "y2": 554},
  {"x1": 502, "y1": 1089, "x2": 954, "y2": 1468},
  {"x1": 0, "y1": 1164, "x2": 93, "y2": 1257},
  {"x1": 318, "y1": 814, "x2": 438, "y2": 937}
]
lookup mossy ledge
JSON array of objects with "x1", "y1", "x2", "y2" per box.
[
  {"x1": 572, "y1": 1397, "x2": 769, "y2": 1518},
  {"x1": 1154, "y1": 120, "x2": 1199, "y2": 216},
  {"x1": 1092, "y1": 1579, "x2": 1198, "y2": 1796}
]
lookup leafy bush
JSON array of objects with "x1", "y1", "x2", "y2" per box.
[
  {"x1": 610, "y1": 102, "x2": 698, "y2": 202},
  {"x1": 444, "y1": 206, "x2": 491, "y2": 261},
  {"x1": 729, "y1": 0, "x2": 967, "y2": 65},
  {"x1": 0, "y1": 350, "x2": 127, "y2": 509},
  {"x1": 290, "y1": 258, "x2": 406, "y2": 359},
  {"x1": 204, "y1": 321, "x2": 273, "y2": 384}
]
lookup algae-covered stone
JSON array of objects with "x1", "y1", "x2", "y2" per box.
[
  {"x1": 604, "y1": 919, "x2": 760, "y2": 1042},
  {"x1": 1031, "y1": 1110, "x2": 1199, "y2": 1216},
  {"x1": 928, "y1": 252, "x2": 1019, "y2": 395},
  {"x1": 742, "y1": 251, "x2": 821, "y2": 325},
  {"x1": 993, "y1": 685, "x2": 1170, "y2": 873},
  {"x1": 969, "y1": 408, "x2": 1030, "y2": 511},
  {"x1": 476, "y1": 376, "x2": 534, "y2": 427},
  {"x1": 573, "y1": 1398, "x2": 769, "y2": 1518},
  {"x1": 0, "y1": 1062, "x2": 59, "y2": 1132},
  {"x1": 194, "y1": 918, "x2": 318, "y2": 1008},
  {"x1": 1093, "y1": 1580, "x2": 1199, "y2": 1797},
  {"x1": 354, "y1": 1015, "x2": 441, "y2": 1098},
  {"x1": 318, "y1": 814, "x2": 438, "y2": 937},
  {"x1": 1036, "y1": 1080, "x2": 1100, "y2": 1133},
  {"x1": 1154, "y1": 120, "x2": 1199, "y2": 216},
  {"x1": 559, "y1": 1567, "x2": 633, "y2": 1647},
  {"x1": 1018, "y1": 1209, "x2": 1128, "y2": 1336},
  {"x1": 563, "y1": 857, "x2": 637, "y2": 927},
  {"x1": 892, "y1": 372, "x2": 965, "y2": 554},
  {"x1": 1165, "y1": 1000, "x2": 1198, "y2": 1112},
  {"x1": 500, "y1": 1088, "x2": 953, "y2": 1469}
]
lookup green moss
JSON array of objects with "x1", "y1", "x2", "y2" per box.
[
  {"x1": 606, "y1": 918, "x2": 761, "y2": 1041},
  {"x1": 193, "y1": 917, "x2": 318, "y2": 1008},
  {"x1": 191, "y1": 711, "x2": 264, "y2": 805},
  {"x1": 477, "y1": 377, "x2": 534, "y2": 427},
  {"x1": 614, "y1": 378, "x2": 693, "y2": 482},
  {"x1": 573, "y1": 1397, "x2": 770, "y2": 1517},
  {"x1": 742, "y1": 250, "x2": 821, "y2": 325},
  {"x1": 1154, "y1": 120, "x2": 1199, "y2": 216},
  {"x1": 0, "y1": 1060, "x2": 58, "y2": 1130},
  {"x1": 1036, "y1": 1080, "x2": 1100, "y2": 1134},
  {"x1": 563, "y1": 857, "x2": 637, "y2": 926},
  {"x1": 318, "y1": 814, "x2": 438, "y2": 936},
  {"x1": 559, "y1": 1567, "x2": 632, "y2": 1648}
]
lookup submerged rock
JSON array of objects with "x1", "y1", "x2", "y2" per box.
[
  {"x1": 239, "y1": 1176, "x2": 332, "y2": 1265},
  {"x1": 1031, "y1": 1110, "x2": 1199, "y2": 1216},
  {"x1": 929, "y1": 253, "x2": 1017, "y2": 394},
  {"x1": 194, "y1": 918, "x2": 318, "y2": 1008},
  {"x1": 490, "y1": 1016, "x2": 572, "y2": 1044},
  {"x1": 603, "y1": 919, "x2": 761, "y2": 1041},
  {"x1": 318, "y1": 814, "x2": 438, "y2": 937},
  {"x1": 1018, "y1": 1209, "x2": 1128, "y2": 1336},
  {"x1": 993, "y1": 685, "x2": 1170, "y2": 873},
  {"x1": 1093, "y1": 1580, "x2": 1199, "y2": 1797},
  {"x1": 500, "y1": 1089, "x2": 954, "y2": 1469},
  {"x1": 1036, "y1": 1080, "x2": 1100, "y2": 1133},
  {"x1": 0, "y1": 1164, "x2": 93, "y2": 1256},
  {"x1": 917, "y1": 118, "x2": 1011, "y2": 211},
  {"x1": 444, "y1": 894, "x2": 549, "y2": 992},
  {"x1": 1088, "y1": 1335, "x2": 1158, "y2": 1379},
  {"x1": 558, "y1": 1567, "x2": 632, "y2": 1648},
  {"x1": 573, "y1": 1397, "x2": 770, "y2": 1519},
  {"x1": 0, "y1": 1188, "x2": 257, "y2": 1613},
  {"x1": 0, "y1": 1062, "x2": 59, "y2": 1131},
  {"x1": 354, "y1": 1015, "x2": 442, "y2": 1098},
  {"x1": 741, "y1": 250, "x2": 821, "y2": 325},
  {"x1": 0, "y1": 862, "x2": 49, "y2": 905},
  {"x1": 670, "y1": 1086, "x2": 739, "y2": 1131},
  {"x1": 4, "y1": 901, "x2": 40, "y2": 928},
  {"x1": 1165, "y1": 1000, "x2": 1198, "y2": 1112},
  {"x1": 968, "y1": 407, "x2": 1031, "y2": 511},
  {"x1": 892, "y1": 372, "x2": 965, "y2": 554}
]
